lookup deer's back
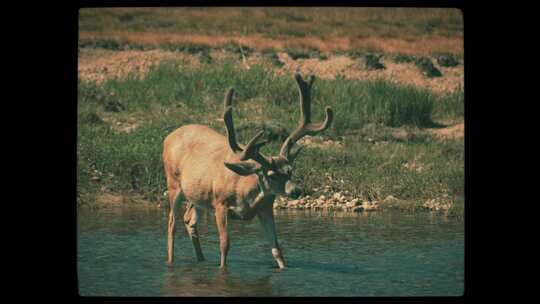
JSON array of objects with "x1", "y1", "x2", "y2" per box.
[{"x1": 163, "y1": 124, "x2": 239, "y2": 206}]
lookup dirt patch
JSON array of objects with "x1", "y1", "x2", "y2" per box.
[
  {"x1": 95, "y1": 192, "x2": 125, "y2": 205},
  {"x1": 275, "y1": 53, "x2": 463, "y2": 96},
  {"x1": 78, "y1": 48, "x2": 198, "y2": 83},
  {"x1": 95, "y1": 110, "x2": 142, "y2": 134},
  {"x1": 429, "y1": 122, "x2": 464, "y2": 140},
  {"x1": 79, "y1": 47, "x2": 463, "y2": 96},
  {"x1": 297, "y1": 135, "x2": 343, "y2": 150},
  {"x1": 79, "y1": 189, "x2": 161, "y2": 210}
]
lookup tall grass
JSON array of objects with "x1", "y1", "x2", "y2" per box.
[{"x1": 84, "y1": 61, "x2": 443, "y2": 133}]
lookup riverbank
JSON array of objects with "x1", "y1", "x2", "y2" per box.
[{"x1": 78, "y1": 187, "x2": 462, "y2": 219}]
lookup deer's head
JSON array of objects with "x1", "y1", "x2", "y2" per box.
[{"x1": 223, "y1": 73, "x2": 333, "y2": 199}]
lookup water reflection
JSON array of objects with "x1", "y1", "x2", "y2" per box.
[{"x1": 162, "y1": 264, "x2": 278, "y2": 296}]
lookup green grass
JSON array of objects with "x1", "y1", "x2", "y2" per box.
[
  {"x1": 78, "y1": 38, "x2": 215, "y2": 54},
  {"x1": 78, "y1": 61, "x2": 464, "y2": 215},
  {"x1": 393, "y1": 53, "x2": 417, "y2": 63}
]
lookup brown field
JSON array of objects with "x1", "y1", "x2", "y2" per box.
[{"x1": 79, "y1": 7, "x2": 463, "y2": 56}]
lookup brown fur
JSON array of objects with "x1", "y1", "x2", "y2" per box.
[
  {"x1": 163, "y1": 124, "x2": 285, "y2": 268},
  {"x1": 163, "y1": 124, "x2": 260, "y2": 209}
]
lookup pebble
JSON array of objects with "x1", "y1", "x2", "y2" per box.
[{"x1": 270, "y1": 190, "x2": 405, "y2": 213}]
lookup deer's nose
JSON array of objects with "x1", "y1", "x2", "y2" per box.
[{"x1": 285, "y1": 181, "x2": 301, "y2": 199}]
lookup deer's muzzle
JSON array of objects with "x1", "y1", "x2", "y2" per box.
[{"x1": 285, "y1": 180, "x2": 301, "y2": 199}]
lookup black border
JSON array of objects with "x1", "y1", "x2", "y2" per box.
[{"x1": 50, "y1": 1, "x2": 473, "y2": 303}]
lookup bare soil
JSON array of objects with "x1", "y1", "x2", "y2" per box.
[
  {"x1": 429, "y1": 122, "x2": 464, "y2": 140},
  {"x1": 78, "y1": 48, "x2": 198, "y2": 84},
  {"x1": 78, "y1": 47, "x2": 463, "y2": 96}
]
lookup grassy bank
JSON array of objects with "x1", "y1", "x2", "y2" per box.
[{"x1": 77, "y1": 60, "x2": 464, "y2": 216}]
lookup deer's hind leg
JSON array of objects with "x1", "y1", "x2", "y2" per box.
[
  {"x1": 166, "y1": 177, "x2": 183, "y2": 266},
  {"x1": 184, "y1": 202, "x2": 205, "y2": 261}
]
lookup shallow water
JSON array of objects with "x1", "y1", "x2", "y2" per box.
[{"x1": 77, "y1": 206, "x2": 464, "y2": 297}]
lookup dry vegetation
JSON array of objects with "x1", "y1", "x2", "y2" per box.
[{"x1": 79, "y1": 7, "x2": 463, "y2": 56}]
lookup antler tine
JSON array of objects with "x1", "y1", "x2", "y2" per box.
[
  {"x1": 223, "y1": 87, "x2": 272, "y2": 166},
  {"x1": 295, "y1": 73, "x2": 315, "y2": 125},
  {"x1": 240, "y1": 131, "x2": 264, "y2": 160},
  {"x1": 223, "y1": 88, "x2": 243, "y2": 153},
  {"x1": 240, "y1": 130, "x2": 273, "y2": 166},
  {"x1": 279, "y1": 73, "x2": 333, "y2": 160}
]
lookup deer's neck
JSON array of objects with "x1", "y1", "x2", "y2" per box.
[{"x1": 236, "y1": 174, "x2": 261, "y2": 201}]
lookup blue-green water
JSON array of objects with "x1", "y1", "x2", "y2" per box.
[{"x1": 77, "y1": 207, "x2": 464, "y2": 296}]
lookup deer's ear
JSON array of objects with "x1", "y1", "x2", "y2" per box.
[{"x1": 224, "y1": 161, "x2": 262, "y2": 176}]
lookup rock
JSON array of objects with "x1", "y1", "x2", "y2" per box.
[
  {"x1": 362, "y1": 201, "x2": 379, "y2": 211},
  {"x1": 436, "y1": 54, "x2": 459, "y2": 67},
  {"x1": 104, "y1": 99, "x2": 125, "y2": 112},
  {"x1": 382, "y1": 195, "x2": 398, "y2": 204},
  {"x1": 274, "y1": 203, "x2": 287, "y2": 210},
  {"x1": 415, "y1": 57, "x2": 442, "y2": 78},
  {"x1": 199, "y1": 51, "x2": 213, "y2": 64},
  {"x1": 81, "y1": 112, "x2": 103, "y2": 125},
  {"x1": 423, "y1": 198, "x2": 452, "y2": 211},
  {"x1": 345, "y1": 198, "x2": 361, "y2": 209},
  {"x1": 353, "y1": 206, "x2": 364, "y2": 212},
  {"x1": 364, "y1": 53, "x2": 385, "y2": 70}
]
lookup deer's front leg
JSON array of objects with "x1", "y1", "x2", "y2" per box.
[
  {"x1": 257, "y1": 203, "x2": 286, "y2": 269},
  {"x1": 215, "y1": 204, "x2": 230, "y2": 268}
]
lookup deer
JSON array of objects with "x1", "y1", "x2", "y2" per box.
[{"x1": 162, "y1": 73, "x2": 333, "y2": 269}]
